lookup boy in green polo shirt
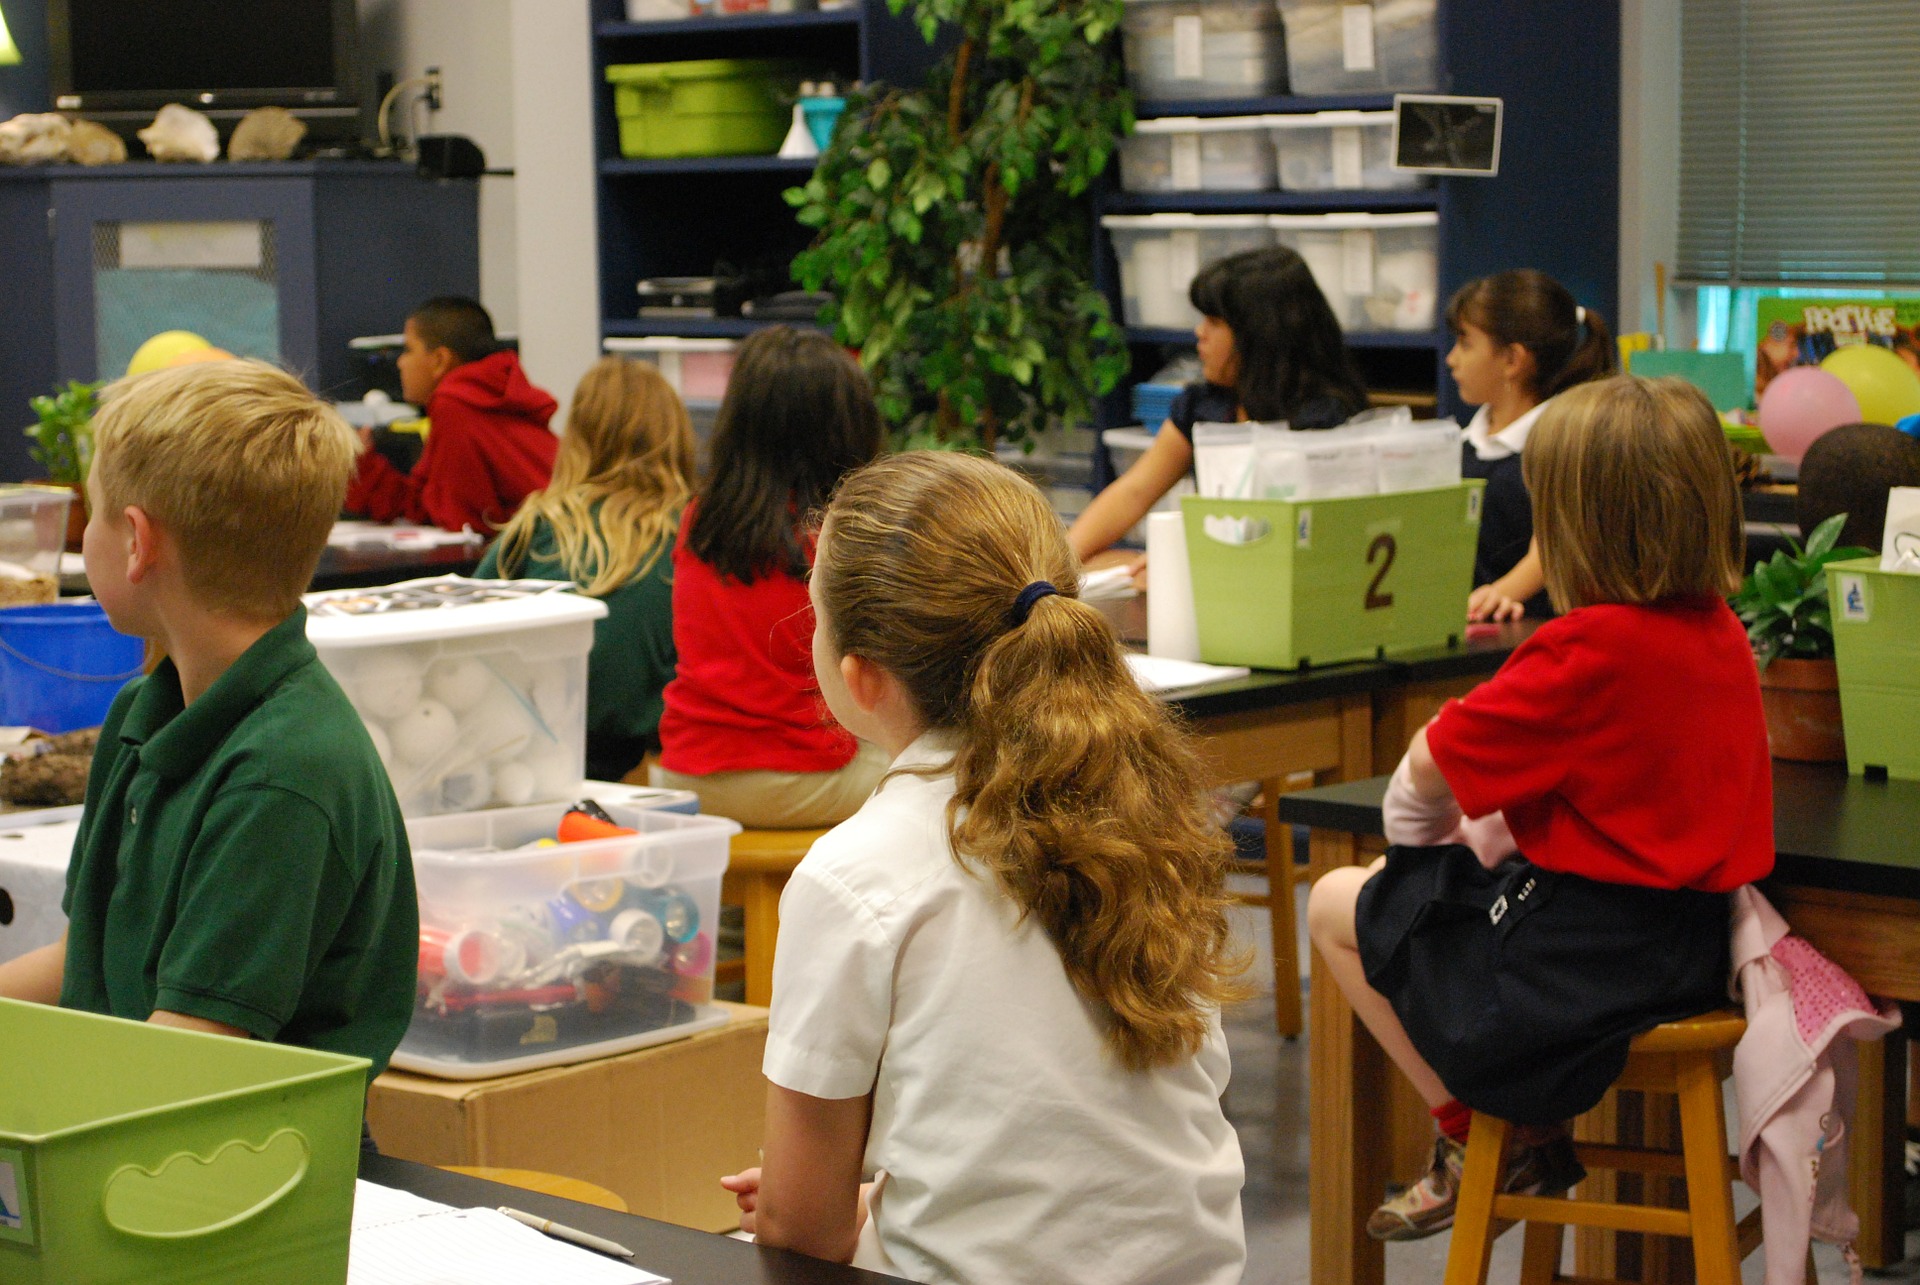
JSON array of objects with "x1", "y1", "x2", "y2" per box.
[{"x1": 0, "y1": 360, "x2": 418, "y2": 1080}]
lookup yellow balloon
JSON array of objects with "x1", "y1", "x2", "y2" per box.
[
  {"x1": 1819, "y1": 343, "x2": 1920, "y2": 426},
  {"x1": 126, "y1": 330, "x2": 212, "y2": 377},
  {"x1": 164, "y1": 346, "x2": 236, "y2": 368}
]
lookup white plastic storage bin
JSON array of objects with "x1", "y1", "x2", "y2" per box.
[
  {"x1": 304, "y1": 578, "x2": 608, "y2": 818},
  {"x1": 1102, "y1": 214, "x2": 1274, "y2": 329},
  {"x1": 395, "y1": 801, "x2": 741, "y2": 1077},
  {"x1": 1120, "y1": 116, "x2": 1277, "y2": 193},
  {"x1": 1268, "y1": 211, "x2": 1438, "y2": 333},
  {"x1": 1121, "y1": 0, "x2": 1288, "y2": 102},
  {"x1": 602, "y1": 335, "x2": 738, "y2": 401},
  {"x1": 1266, "y1": 110, "x2": 1424, "y2": 192},
  {"x1": 1278, "y1": 0, "x2": 1440, "y2": 95}
]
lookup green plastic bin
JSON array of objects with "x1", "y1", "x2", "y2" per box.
[
  {"x1": 1827, "y1": 556, "x2": 1920, "y2": 779},
  {"x1": 606, "y1": 59, "x2": 804, "y2": 158},
  {"x1": 0, "y1": 999, "x2": 368, "y2": 1284},
  {"x1": 1181, "y1": 482, "x2": 1483, "y2": 669}
]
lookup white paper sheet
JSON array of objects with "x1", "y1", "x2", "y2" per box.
[
  {"x1": 1125, "y1": 652, "x2": 1250, "y2": 695},
  {"x1": 348, "y1": 1181, "x2": 667, "y2": 1285}
]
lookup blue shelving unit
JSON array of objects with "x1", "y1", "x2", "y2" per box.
[{"x1": 590, "y1": 0, "x2": 932, "y2": 347}]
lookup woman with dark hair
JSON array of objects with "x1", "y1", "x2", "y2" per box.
[
  {"x1": 1445, "y1": 269, "x2": 1616, "y2": 620},
  {"x1": 652, "y1": 325, "x2": 889, "y2": 827},
  {"x1": 1068, "y1": 246, "x2": 1368, "y2": 562}
]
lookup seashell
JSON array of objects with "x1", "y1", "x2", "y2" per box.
[
  {"x1": 227, "y1": 106, "x2": 307, "y2": 162},
  {"x1": 137, "y1": 104, "x2": 220, "y2": 163},
  {"x1": 66, "y1": 119, "x2": 127, "y2": 166},
  {"x1": 0, "y1": 113, "x2": 72, "y2": 165}
]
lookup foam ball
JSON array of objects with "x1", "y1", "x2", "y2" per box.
[
  {"x1": 1820, "y1": 344, "x2": 1920, "y2": 427},
  {"x1": 350, "y1": 652, "x2": 424, "y2": 721},
  {"x1": 391, "y1": 698, "x2": 459, "y2": 765},
  {"x1": 364, "y1": 722, "x2": 392, "y2": 769},
  {"x1": 525, "y1": 750, "x2": 578, "y2": 801},
  {"x1": 493, "y1": 761, "x2": 536, "y2": 806},
  {"x1": 1757, "y1": 366, "x2": 1859, "y2": 464},
  {"x1": 460, "y1": 701, "x2": 533, "y2": 763},
  {"x1": 427, "y1": 656, "x2": 493, "y2": 712},
  {"x1": 164, "y1": 346, "x2": 235, "y2": 368},
  {"x1": 127, "y1": 330, "x2": 211, "y2": 376}
]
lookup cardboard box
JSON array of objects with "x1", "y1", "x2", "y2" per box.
[{"x1": 367, "y1": 1002, "x2": 768, "y2": 1232}]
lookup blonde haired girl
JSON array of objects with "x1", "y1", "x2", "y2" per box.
[
  {"x1": 721, "y1": 452, "x2": 1247, "y2": 1284},
  {"x1": 1308, "y1": 376, "x2": 1770, "y2": 1242},
  {"x1": 478, "y1": 356, "x2": 693, "y2": 781}
]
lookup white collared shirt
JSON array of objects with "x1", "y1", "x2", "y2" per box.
[
  {"x1": 1464, "y1": 398, "x2": 1551, "y2": 462},
  {"x1": 764, "y1": 732, "x2": 1247, "y2": 1285}
]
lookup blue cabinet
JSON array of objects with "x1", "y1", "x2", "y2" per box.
[{"x1": 0, "y1": 160, "x2": 477, "y2": 480}]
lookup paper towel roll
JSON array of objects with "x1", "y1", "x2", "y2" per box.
[{"x1": 1146, "y1": 510, "x2": 1201, "y2": 661}]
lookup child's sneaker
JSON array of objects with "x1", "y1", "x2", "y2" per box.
[{"x1": 1366, "y1": 1131, "x2": 1587, "y2": 1242}]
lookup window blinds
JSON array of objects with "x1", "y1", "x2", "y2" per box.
[{"x1": 1677, "y1": 0, "x2": 1920, "y2": 286}]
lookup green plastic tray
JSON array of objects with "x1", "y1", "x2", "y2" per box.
[
  {"x1": 1827, "y1": 556, "x2": 1920, "y2": 780},
  {"x1": 606, "y1": 59, "x2": 804, "y2": 158},
  {"x1": 1181, "y1": 482, "x2": 1484, "y2": 670},
  {"x1": 0, "y1": 1000, "x2": 368, "y2": 1284}
]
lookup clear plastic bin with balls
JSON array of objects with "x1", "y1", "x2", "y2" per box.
[
  {"x1": 304, "y1": 580, "x2": 607, "y2": 818},
  {"x1": 1121, "y1": 0, "x2": 1288, "y2": 102},
  {"x1": 394, "y1": 801, "x2": 740, "y2": 1077}
]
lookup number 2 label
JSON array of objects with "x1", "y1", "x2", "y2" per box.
[{"x1": 1364, "y1": 533, "x2": 1396, "y2": 610}]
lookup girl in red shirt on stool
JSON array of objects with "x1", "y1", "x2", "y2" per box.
[
  {"x1": 652, "y1": 326, "x2": 888, "y2": 827},
  {"x1": 1307, "y1": 375, "x2": 1774, "y2": 1241}
]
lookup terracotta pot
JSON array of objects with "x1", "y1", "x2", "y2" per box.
[{"x1": 1758, "y1": 656, "x2": 1846, "y2": 763}]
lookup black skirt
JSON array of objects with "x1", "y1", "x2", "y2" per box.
[{"x1": 1356, "y1": 844, "x2": 1730, "y2": 1126}]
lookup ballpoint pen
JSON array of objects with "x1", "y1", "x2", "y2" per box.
[{"x1": 497, "y1": 1206, "x2": 635, "y2": 1259}]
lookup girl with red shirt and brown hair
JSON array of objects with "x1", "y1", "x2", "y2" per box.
[
  {"x1": 1307, "y1": 375, "x2": 1774, "y2": 1242},
  {"x1": 652, "y1": 326, "x2": 888, "y2": 827}
]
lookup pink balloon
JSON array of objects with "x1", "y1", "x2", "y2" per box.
[{"x1": 1757, "y1": 366, "x2": 1861, "y2": 463}]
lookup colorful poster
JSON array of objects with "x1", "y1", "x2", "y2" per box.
[{"x1": 1754, "y1": 297, "x2": 1920, "y2": 400}]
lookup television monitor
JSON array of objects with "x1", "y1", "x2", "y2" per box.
[{"x1": 48, "y1": 0, "x2": 362, "y2": 140}]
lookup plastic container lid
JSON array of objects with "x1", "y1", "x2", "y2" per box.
[
  {"x1": 1268, "y1": 211, "x2": 1438, "y2": 230},
  {"x1": 1262, "y1": 110, "x2": 1397, "y2": 129},
  {"x1": 304, "y1": 578, "x2": 608, "y2": 649},
  {"x1": 1131, "y1": 115, "x2": 1274, "y2": 135},
  {"x1": 0, "y1": 484, "x2": 75, "y2": 518},
  {"x1": 1101, "y1": 213, "x2": 1274, "y2": 231},
  {"x1": 603, "y1": 336, "x2": 737, "y2": 354}
]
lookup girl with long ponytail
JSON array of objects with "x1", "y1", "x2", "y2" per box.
[{"x1": 721, "y1": 451, "x2": 1248, "y2": 1284}]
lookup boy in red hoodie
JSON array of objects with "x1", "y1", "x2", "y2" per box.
[{"x1": 346, "y1": 297, "x2": 560, "y2": 533}]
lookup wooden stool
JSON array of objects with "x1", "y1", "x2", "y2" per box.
[
  {"x1": 1444, "y1": 1010, "x2": 1776, "y2": 1285},
  {"x1": 441, "y1": 1165, "x2": 629, "y2": 1212},
  {"x1": 1224, "y1": 781, "x2": 1302, "y2": 1038},
  {"x1": 722, "y1": 828, "x2": 830, "y2": 1007}
]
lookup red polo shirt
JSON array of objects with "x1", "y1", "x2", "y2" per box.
[{"x1": 1427, "y1": 598, "x2": 1774, "y2": 892}]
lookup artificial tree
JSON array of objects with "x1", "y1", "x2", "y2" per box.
[{"x1": 786, "y1": 0, "x2": 1133, "y2": 450}]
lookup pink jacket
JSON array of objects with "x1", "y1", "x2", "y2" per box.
[{"x1": 1731, "y1": 885, "x2": 1900, "y2": 1285}]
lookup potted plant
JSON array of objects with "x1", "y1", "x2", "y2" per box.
[
  {"x1": 785, "y1": 0, "x2": 1133, "y2": 450},
  {"x1": 1731, "y1": 512, "x2": 1873, "y2": 762},
  {"x1": 24, "y1": 381, "x2": 101, "y2": 550}
]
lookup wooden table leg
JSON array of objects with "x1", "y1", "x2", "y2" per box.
[
  {"x1": 1265, "y1": 785, "x2": 1303, "y2": 1039},
  {"x1": 1308, "y1": 827, "x2": 1389, "y2": 1285},
  {"x1": 721, "y1": 870, "x2": 789, "y2": 1010},
  {"x1": 1852, "y1": 1034, "x2": 1907, "y2": 1270}
]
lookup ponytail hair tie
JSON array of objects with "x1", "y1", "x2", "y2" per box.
[
  {"x1": 1575, "y1": 305, "x2": 1587, "y2": 327},
  {"x1": 1010, "y1": 581, "x2": 1059, "y2": 625}
]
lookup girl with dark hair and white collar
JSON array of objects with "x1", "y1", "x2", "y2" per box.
[{"x1": 1446, "y1": 269, "x2": 1617, "y2": 621}]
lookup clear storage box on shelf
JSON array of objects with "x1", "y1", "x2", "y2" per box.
[
  {"x1": 0, "y1": 485, "x2": 71, "y2": 610},
  {"x1": 1121, "y1": 0, "x2": 1288, "y2": 102},
  {"x1": 1267, "y1": 211, "x2": 1438, "y2": 332},
  {"x1": 1101, "y1": 214, "x2": 1275, "y2": 329},
  {"x1": 1266, "y1": 110, "x2": 1425, "y2": 192},
  {"x1": 1120, "y1": 116, "x2": 1277, "y2": 193},
  {"x1": 304, "y1": 579, "x2": 608, "y2": 818},
  {"x1": 603, "y1": 335, "x2": 739, "y2": 400},
  {"x1": 1278, "y1": 0, "x2": 1440, "y2": 95},
  {"x1": 395, "y1": 801, "x2": 741, "y2": 1077}
]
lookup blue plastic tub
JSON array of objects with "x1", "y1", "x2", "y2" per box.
[{"x1": 0, "y1": 602, "x2": 144, "y2": 732}]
